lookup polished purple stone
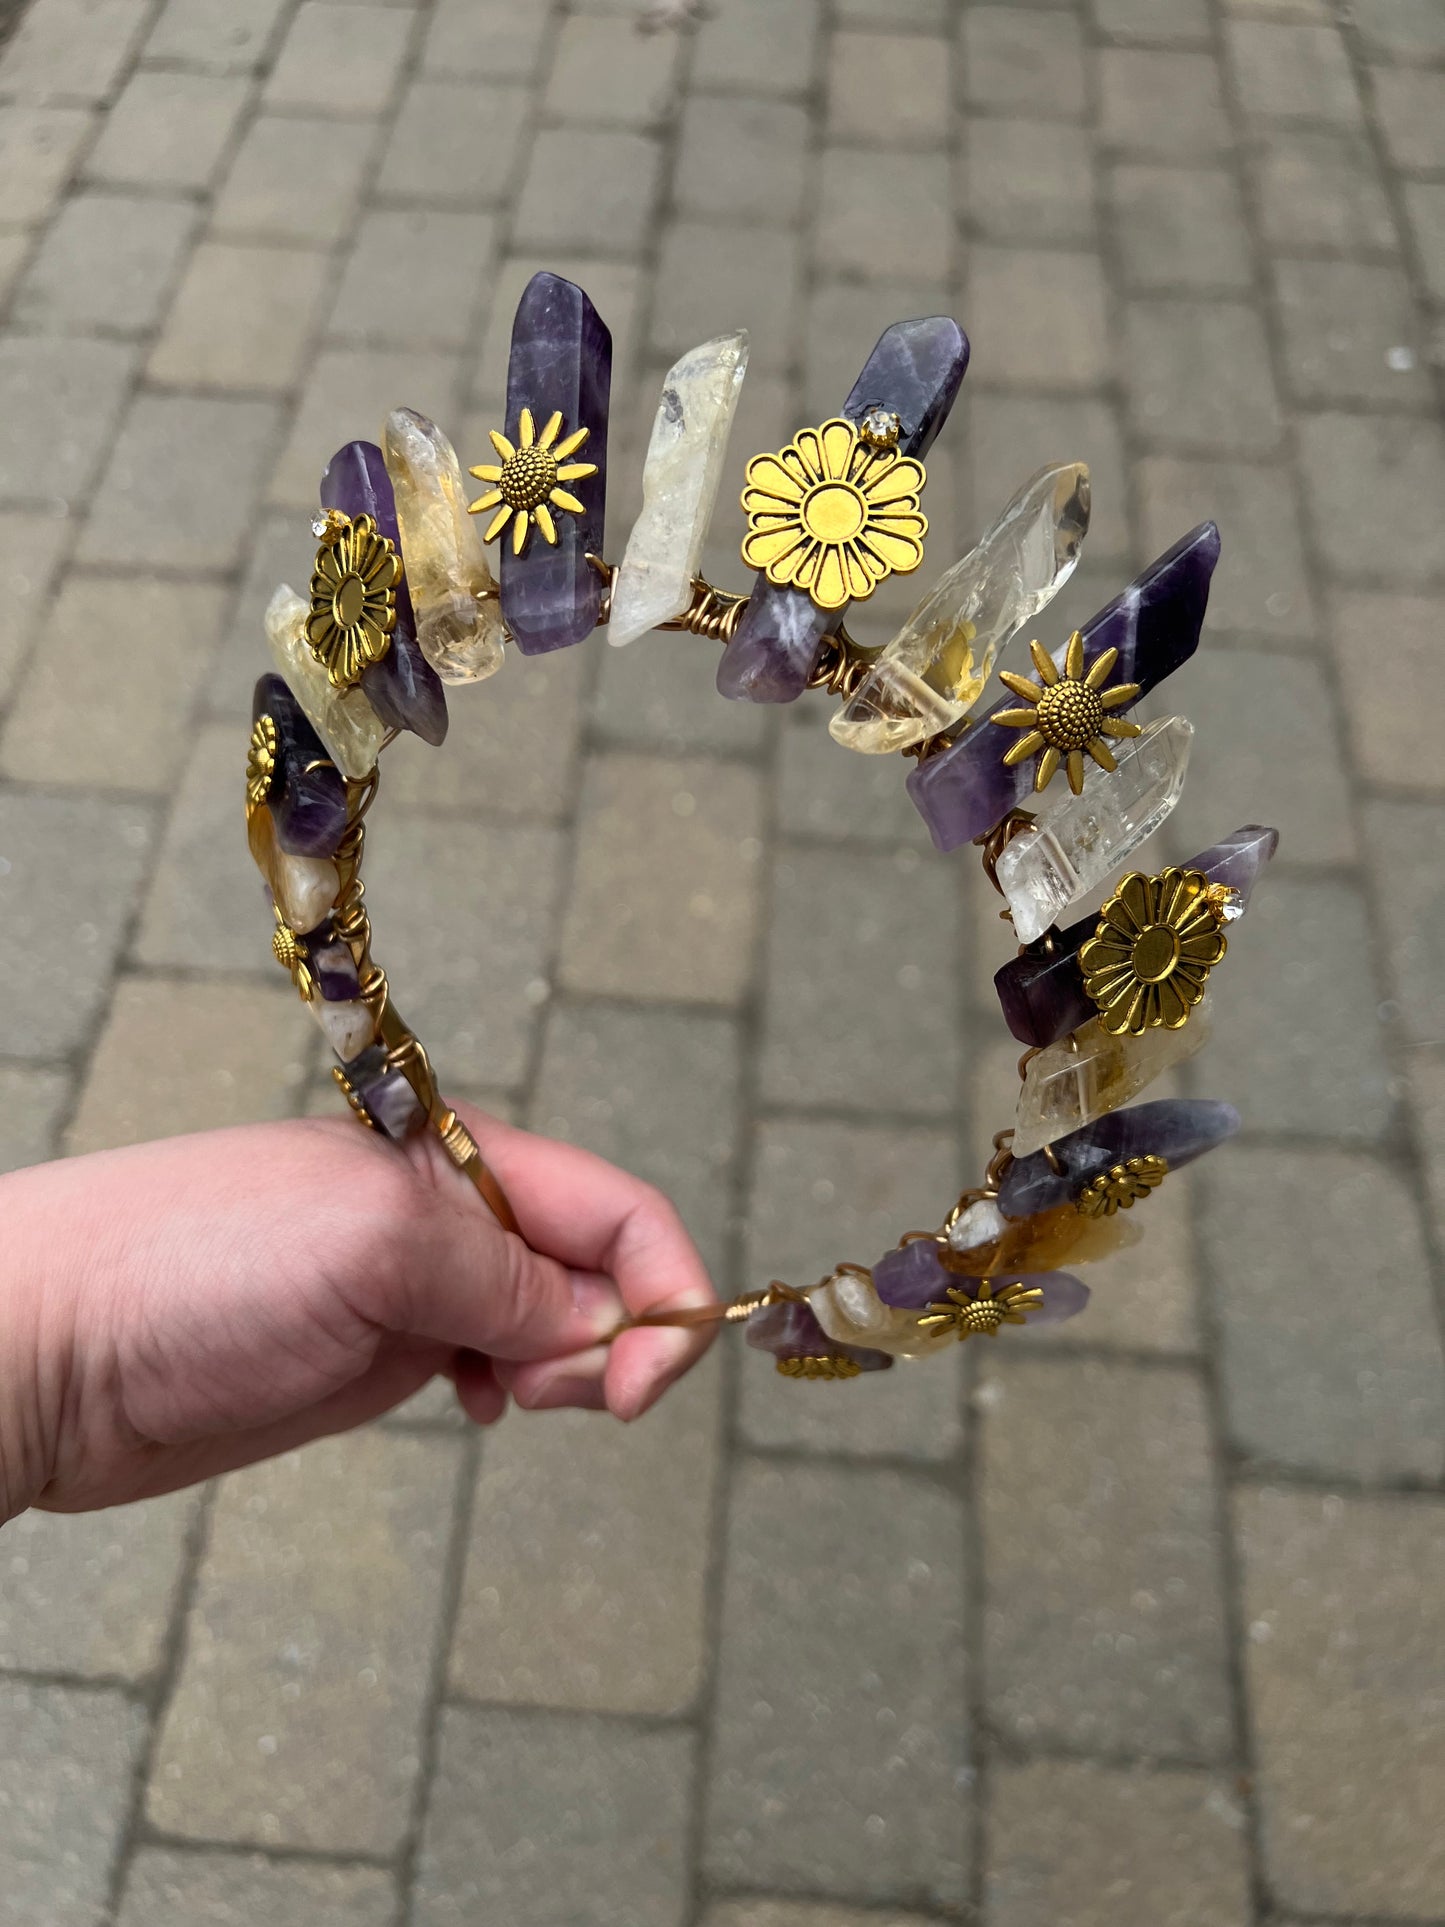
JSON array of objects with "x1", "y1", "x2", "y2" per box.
[
  {"x1": 309, "y1": 933, "x2": 362, "y2": 1003},
  {"x1": 909, "y1": 521, "x2": 1221, "y2": 851},
  {"x1": 320, "y1": 440, "x2": 448, "y2": 745},
  {"x1": 252, "y1": 673, "x2": 347, "y2": 858},
  {"x1": 998, "y1": 1098, "x2": 1241, "y2": 1218},
  {"x1": 499, "y1": 271, "x2": 612, "y2": 656},
  {"x1": 874, "y1": 1238, "x2": 956, "y2": 1310},
  {"x1": 744, "y1": 1299, "x2": 892, "y2": 1372},
  {"x1": 1023, "y1": 1271, "x2": 1090, "y2": 1326},
  {"x1": 717, "y1": 315, "x2": 969, "y2": 704},
  {"x1": 994, "y1": 819, "x2": 1279, "y2": 1047},
  {"x1": 340, "y1": 1042, "x2": 426, "y2": 1142}
]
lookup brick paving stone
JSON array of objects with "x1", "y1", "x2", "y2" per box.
[
  {"x1": 421, "y1": 0, "x2": 553, "y2": 81},
  {"x1": 706, "y1": 1458, "x2": 968, "y2": 1907},
  {"x1": 1332, "y1": 590, "x2": 1442, "y2": 792},
  {"x1": 674, "y1": 95, "x2": 810, "y2": 225},
  {"x1": 67, "y1": 976, "x2": 309, "y2": 1150},
  {"x1": 962, "y1": 7, "x2": 1086, "y2": 120},
  {"x1": 968, "y1": 246, "x2": 1109, "y2": 390},
  {"x1": 965, "y1": 118, "x2": 1095, "y2": 246},
  {"x1": 0, "y1": 506, "x2": 70, "y2": 699},
  {"x1": 1403, "y1": 179, "x2": 1445, "y2": 303},
  {"x1": 559, "y1": 753, "x2": 763, "y2": 1005},
  {"x1": 0, "y1": 232, "x2": 30, "y2": 304},
  {"x1": 148, "y1": 1430, "x2": 462, "y2": 1851},
  {"x1": 739, "y1": 1117, "x2": 964, "y2": 1461},
  {"x1": 1364, "y1": 797, "x2": 1445, "y2": 1046},
  {"x1": 0, "y1": 1489, "x2": 199, "y2": 1676},
  {"x1": 1125, "y1": 301, "x2": 1284, "y2": 457},
  {"x1": 965, "y1": 393, "x2": 1130, "y2": 561},
  {"x1": 0, "y1": 333, "x2": 136, "y2": 507},
  {"x1": 0, "y1": 103, "x2": 93, "y2": 228},
  {"x1": 79, "y1": 392, "x2": 280, "y2": 572},
  {"x1": 469, "y1": 253, "x2": 644, "y2": 412},
  {"x1": 13, "y1": 188, "x2": 195, "y2": 335},
  {"x1": 264, "y1": 1, "x2": 414, "y2": 115},
  {"x1": 1109, "y1": 166, "x2": 1252, "y2": 294},
  {"x1": 327, "y1": 209, "x2": 495, "y2": 350},
  {"x1": 760, "y1": 843, "x2": 960, "y2": 1117},
  {"x1": 1371, "y1": 65, "x2": 1445, "y2": 174},
  {"x1": 703, "y1": 1907, "x2": 939, "y2": 1927},
  {"x1": 981, "y1": 1355, "x2": 1234, "y2": 1760},
  {"x1": 0, "y1": 575, "x2": 225, "y2": 792},
  {"x1": 211, "y1": 114, "x2": 380, "y2": 246},
  {"x1": 0, "y1": 1679, "x2": 145, "y2": 1927},
  {"x1": 514, "y1": 127, "x2": 663, "y2": 257},
  {"x1": 1236, "y1": 1484, "x2": 1445, "y2": 1916},
  {"x1": 1408, "y1": 1049, "x2": 1445, "y2": 1245},
  {"x1": 775, "y1": 707, "x2": 931, "y2": 848},
  {"x1": 1272, "y1": 257, "x2": 1427, "y2": 409},
  {"x1": 1091, "y1": 0, "x2": 1211, "y2": 40},
  {"x1": 0, "y1": 0, "x2": 151, "y2": 102},
  {"x1": 0, "y1": 788, "x2": 153, "y2": 1059},
  {"x1": 0, "y1": 1062, "x2": 69, "y2": 1171},
  {"x1": 1098, "y1": 48, "x2": 1229, "y2": 155},
  {"x1": 1250, "y1": 128, "x2": 1399, "y2": 255},
  {"x1": 544, "y1": 12, "x2": 682, "y2": 128},
  {"x1": 268, "y1": 344, "x2": 461, "y2": 507},
  {"x1": 691, "y1": 0, "x2": 821, "y2": 97},
  {"x1": 151, "y1": 241, "x2": 331, "y2": 390},
  {"x1": 1203, "y1": 1146, "x2": 1443, "y2": 1480},
  {"x1": 801, "y1": 277, "x2": 950, "y2": 425},
  {"x1": 530, "y1": 999, "x2": 741, "y2": 1279},
  {"x1": 207, "y1": 506, "x2": 314, "y2": 717},
  {"x1": 1205, "y1": 875, "x2": 1394, "y2": 1142},
  {"x1": 1044, "y1": 1167, "x2": 1203, "y2": 1356},
  {"x1": 1136, "y1": 456, "x2": 1315, "y2": 641},
  {"x1": 651, "y1": 221, "x2": 801, "y2": 375},
  {"x1": 83, "y1": 69, "x2": 251, "y2": 191},
  {"x1": 828, "y1": 31, "x2": 951, "y2": 143},
  {"x1": 591, "y1": 625, "x2": 772, "y2": 760},
  {"x1": 1297, "y1": 412, "x2": 1445, "y2": 586},
  {"x1": 451, "y1": 1356, "x2": 722, "y2": 1714},
  {"x1": 376, "y1": 77, "x2": 528, "y2": 206},
  {"x1": 1350, "y1": 0, "x2": 1445, "y2": 61},
  {"x1": 1226, "y1": 19, "x2": 1362, "y2": 125},
  {"x1": 415, "y1": 1705, "x2": 694, "y2": 1927},
  {"x1": 117, "y1": 1849, "x2": 396, "y2": 1927},
  {"x1": 985, "y1": 1758, "x2": 1251, "y2": 1926},
  {"x1": 142, "y1": 0, "x2": 291, "y2": 71},
  {"x1": 816, "y1": 147, "x2": 953, "y2": 282}
]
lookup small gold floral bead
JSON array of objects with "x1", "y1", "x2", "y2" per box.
[
  {"x1": 988, "y1": 629, "x2": 1142, "y2": 797},
  {"x1": 468, "y1": 407, "x2": 597, "y2": 556},
  {"x1": 776, "y1": 1353, "x2": 863, "y2": 1380},
  {"x1": 916, "y1": 1277, "x2": 1045, "y2": 1342},
  {"x1": 1076, "y1": 1154, "x2": 1169, "y2": 1218},
  {"x1": 246, "y1": 714, "x2": 278, "y2": 814}
]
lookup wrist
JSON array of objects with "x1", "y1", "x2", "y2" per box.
[{"x1": 0, "y1": 1166, "x2": 74, "y2": 1522}]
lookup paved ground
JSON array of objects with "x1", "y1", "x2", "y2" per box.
[{"x1": 1, "y1": 0, "x2": 1444, "y2": 1921}]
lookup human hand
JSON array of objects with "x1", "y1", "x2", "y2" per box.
[{"x1": 0, "y1": 1104, "x2": 716, "y2": 1521}]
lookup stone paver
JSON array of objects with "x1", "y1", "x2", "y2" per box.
[{"x1": 1, "y1": 0, "x2": 1442, "y2": 1918}]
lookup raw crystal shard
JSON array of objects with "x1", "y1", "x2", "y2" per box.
[
  {"x1": 336, "y1": 1042, "x2": 426, "y2": 1141},
  {"x1": 266, "y1": 584, "x2": 385, "y2": 781},
  {"x1": 383, "y1": 408, "x2": 504, "y2": 685},
  {"x1": 309, "y1": 995, "x2": 375, "y2": 1062},
  {"x1": 744, "y1": 1297, "x2": 892, "y2": 1372},
  {"x1": 999, "y1": 1097, "x2": 1241, "y2": 1219},
  {"x1": 321, "y1": 440, "x2": 449, "y2": 743},
  {"x1": 995, "y1": 821, "x2": 1278, "y2": 1048},
  {"x1": 830, "y1": 461, "x2": 1090, "y2": 753},
  {"x1": 246, "y1": 804, "x2": 339, "y2": 935},
  {"x1": 308, "y1": 928, "x2": 361, "y2": 1002},
  {"x1": 810, "y1": 1267, "x2": 959, "y2": 1358},
  {"x1": 944, "y1": 1195, "x2": 1142, "y2": 1273},
  {"x1": 866, "y1": 1244, "x2": 1088, "y2": 1329},
  {"x1": 251, "y1": 673, "x2": 348, "y2": 859},
  {"x1": 872, "y1": 1237, "x2": 957, "y2": 1309},
  {"x1": 908, "y1": 521, "x2": 1220, "y2": 851},
  {"x1": 717, "y1": 315, "x2": 969, "y2": 704},
  {"x1": 497, "y1": 271, "x2": 612, "y2": 655},
  {"x1": 610, "y1": 331, "x2": 749, "y2": 647},
  {"x1": 995, "y1": 716, "x2": 1194, "y2": 943},
  {"x1": 1013, "y1": 1002, "x2": 1214, "y2": 1158}
]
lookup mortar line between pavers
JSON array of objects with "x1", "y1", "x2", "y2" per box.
[{"x1": 132, "y1": 1828, "x2": 394, "y2": 1871}]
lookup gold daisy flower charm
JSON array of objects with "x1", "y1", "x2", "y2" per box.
[
  {"x1": 306, "y1": 512, "x2": 401, "y2": 692},
  {"x1": 776, "y1": 1353, "x2": 863, "y2": 1380},
  {"x1": 740, "y1": 416, "x2": 927, "y2": 611},
  {"x1": 1079, "y1": 867, "x2": 1228, "y2": 1035},
  {"x1": 246, "y1": 714, "x2": 278, "y2": 816},
  {"x1": 916, "y1": 1277, "x2": 1045, "y2": 1341},
  {"x1": 468, "y1": 408, "x2": 597, "y2": 555},
  {"x1": 989, "y1": 630, "x2": 1142, "y2": 795},
  {"x1": 1076, "y1": 1154, "x2": 1169, "y2": 1217}
]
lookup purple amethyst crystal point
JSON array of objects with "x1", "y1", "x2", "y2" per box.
[
  {"x1": 873, "y1": 1239, "x2": 956, "y2": 1311},
  {"x1": 320, "y1": 440, "x2": 448, "y2": 745},
  {"x1": 1185, "y1": 823, "x2": 1279, "y2": 913},
  {"x1": 908, "y1": 521, "x2": 1221, "y2": 851},
  {"x1": 1023, "y1": 1271, "x2": 1090, "y2": 1326},
  {"x1": 998, "y1": 1098, "x2": 1241, "y2": 1218},
  {"x1": 745, "y1": 1298, "x2": 892, "y2": 1372},
  {"x1": 310, "y1": 931, "x2": 362, "y2": 1003},
  {"x1": 499, "y1": 271, "x2": 612, "y2": 656},
  {"x1": 252, "y1": 673, "x2": 347, "y2": 859},
  {"x1": 340, "y1": 1042, "x2": 426, "y2": 1142},
  {"x1": 717, "y1": 315, "x2": 969, "y2": 705}
]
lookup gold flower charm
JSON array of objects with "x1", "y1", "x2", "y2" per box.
[
  {"x1": 917, "y1": 1277, "x2": 1045, "y2": 1341},
  {"x1": 1077, "y1": 1154, "x2": 1169, "y2": 1217},
  {"x1": 306, "y1": 512, "x2": 401, "y2": 691},
  {"x1": 271, "y1": 909, "x2": 315, "y2": 1001},
  {"x1": 776, "y1": 1353, "x2": 863, "y2": 1381},
  {"x1": 741, "y1": 417, "x2": 927, "y2": 611},
  {"x1": 1080, "y1": 868, "x2": 1228, "y2": 1035},
  {"x1": 468, "y1": 408, "x2": 597, "y2": 555},
  {"x1": 989, "y1": 630, "x2": 1142, "y2": 795},
  {"x1": 246, "y1": 714, "x2": 278, "y2": 815}
]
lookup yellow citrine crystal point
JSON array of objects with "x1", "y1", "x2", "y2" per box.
[
  {"x1": 265, "y1": 584, "x2": 385, "y2": 781},
  {"x1": 384, "y1": 408, "x2": 504, "y2": 686},
  {"x1": 1012, "y1": 1003, "x2": 1214, "y2": 1159},
  {"x1": 809, "y1": 1267, "x2": 958, "y2": 1360}
]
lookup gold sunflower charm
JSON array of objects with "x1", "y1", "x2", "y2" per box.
[
  {"x1": 468, "y1": 408, "x2": 597, "y2": 555},
  {"x1": 916, "y1": 1277, "x2": 1045, "y2": 1341},
  {"x1": 989, "y1": 630, "x2": 1142, "y2": 795},
  {"x1": 305, "y1": 512, "x2": 401, "y2": 692},
  {"x1": 740, "y1": 417, "x2": 927, "y2": 611},
  {"x1": 1077, "y1": 1154, "x2": 1169, "y2": 1217},
  {"x1": 246, "y1": 714, "x2": 278, "y2": 816},
  {"x1": 1080, "y1": 868, "x2": 1228, "y2": 1035}
]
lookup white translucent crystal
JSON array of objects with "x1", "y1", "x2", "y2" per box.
[
  {"x1": 383, "y1": 407, "x2": 504, "y2": 685},
  {"x1": 830, "y1": 460, "x2": 1090, "y2": 753},
  {"x1": 265, "y1": 583, "x2": 385, "y2": 781},
  {"x1": 947, "y1": 1197, "x2": 1008, "y2": 1257},
  {"x1": 996, "y1": 717, "x2": 1195, "y2": 943},
  {"x1": 247, "y1": 806, "x2": 339, "y2": 935},
  {"x1": 309, "y1": 996, "x2": 375, "y2": 1062},
  {"x1": 609, "y1": 330, "x2": 749, "y2": 647},
  {"x1": 1013, "y1": 1000, "x2": 1214, "y2": 1158},
  {"x1": 809, "y1": 1268, "x2": 957, "y2": 1360}
]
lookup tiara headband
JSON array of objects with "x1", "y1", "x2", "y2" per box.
[{"x1": 246, "y1": 271, "x2": 1276, "y2": 1382}]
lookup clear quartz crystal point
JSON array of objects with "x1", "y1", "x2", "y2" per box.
[
  {"x1": 996, "y1": 716, "x2": 1194, "y2": 943},
  {"x1": 265, "y1": 584, "x2": 385, "y2": 781},
  {"x1": 809, "y1": 1268, "x2": 958, "y2": 1360},
  {"x1": 1013, "y1": 999, "x2": 1213, "y2": 1158},
  {"x1": 830, "y1": 460, "x2": 1090, "y2": 754},
  {"x1": 383, "y1": 408, "x2": 504, "y2": 685},
  {"x1": 609, "y1": 330, "x2": 749, "y2": 647}
]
